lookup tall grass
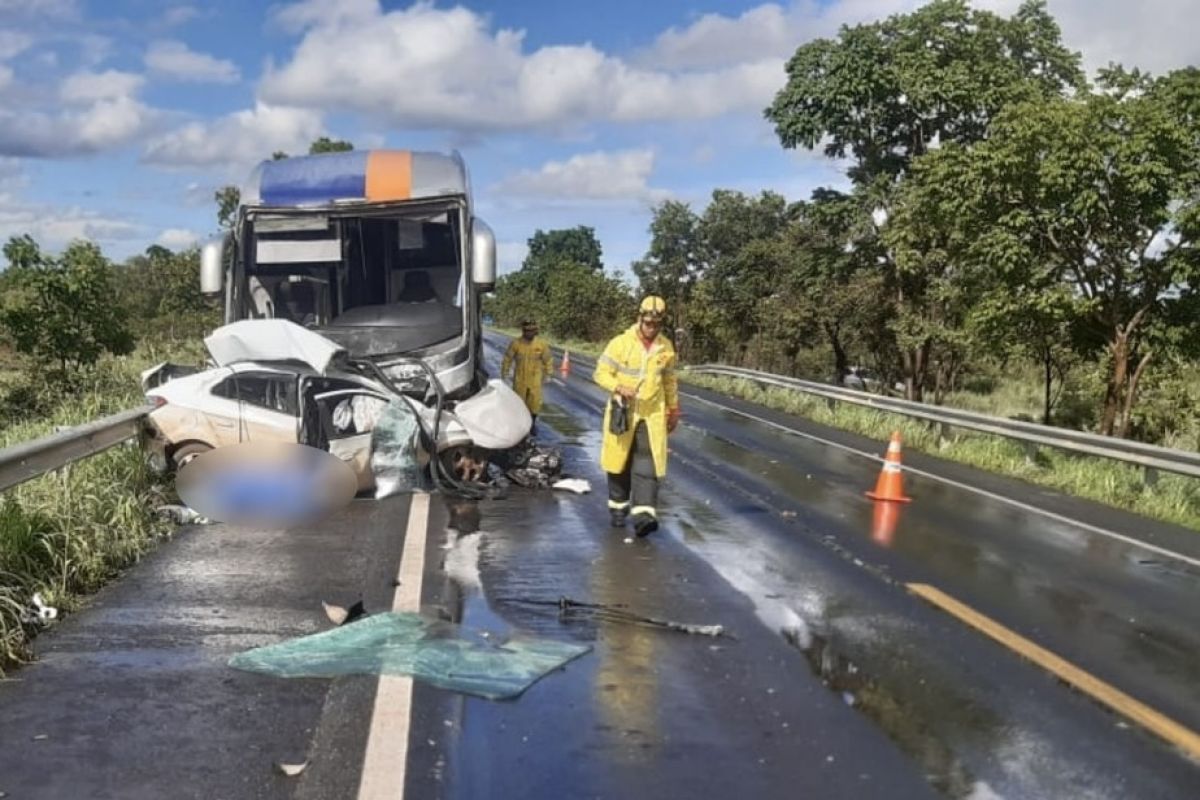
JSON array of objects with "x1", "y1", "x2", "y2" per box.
[
  {"x1": 0, "y1": 342, "x2": 207, "y2": 672},
  {"x1": 683, "y1": 373, "x2": 1200, "y2": 532}
]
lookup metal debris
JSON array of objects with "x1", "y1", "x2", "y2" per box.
[
  {"x1": 155, "y1": 504, "x2": 211, "y2": 525},
  {"x1": 322, "y1": 600, "x2": 367, "y2": 626},
  {"x1": 551, "y1": 478, "x2": 591, "y2": 494},
  {"x1": 498, "y1": 596, "x2": 732, "y2": 639},
  {"x1": 19, "y1": 594, "x2": 57, "y2": 626}
]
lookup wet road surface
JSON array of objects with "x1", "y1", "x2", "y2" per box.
[{"x1": 0, "y1": 337, "x2": 1197, "y2": 799}]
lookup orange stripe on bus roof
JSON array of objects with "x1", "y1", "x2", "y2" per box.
[{"x1": 365, "y1": 151, "x2": 412, "y2": 201}]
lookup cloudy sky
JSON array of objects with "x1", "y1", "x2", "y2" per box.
[{"x1": 0, "y1": 0, "x2": 1196, "y2": 276}]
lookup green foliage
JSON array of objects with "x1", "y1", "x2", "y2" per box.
[
  {"x1": 526, "y1": 227, "x2": 603, "y2": 274},
  {"x1": 308, "y1": 136, "x2": 354, "y2": 154},
  {"x1": 0, "y1": 340, "x2": 192, "y2": 671},
  {"x1": 114, "y1": 245, "x2": 221, "y2": 343},
  {"x1": 765, "y1": 0, "x2": 1083, "y2": 189},
  {"x1": 215, "y1": 185, "x2": 240, "y2": 229},
  {"x1": 0, "y1": 236, "x2": 135, "y2": 378},
  {"x1": 488, "y1": 229, "x2": 631, "y2": 341}
]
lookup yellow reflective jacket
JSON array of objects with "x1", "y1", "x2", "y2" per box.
[
  {"x1": 502, "y1": 336, "x2": 552, "y2": 414},
  {"x1": 593, "y1": 325, "x2": 679, "y2": 478}
]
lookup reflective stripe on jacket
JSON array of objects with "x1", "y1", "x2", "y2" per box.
[{"x1": 593, "y1": 325, "x2": 679, "y2": 478}]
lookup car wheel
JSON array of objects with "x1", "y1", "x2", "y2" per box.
[{"x1": 171, "y1": 442, "x2": 212, "y2": 470}]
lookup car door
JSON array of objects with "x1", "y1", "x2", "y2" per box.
[
  {"x1": 301, "y1": 383, "x2": 392, "y2": 491},
  {"x1": 207, "y1": 372, "x2": 301, "y2": 446}
]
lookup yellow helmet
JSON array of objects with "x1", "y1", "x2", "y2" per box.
[{"x1": 639, "y1": 295, "x2": 667, "y2": 319}]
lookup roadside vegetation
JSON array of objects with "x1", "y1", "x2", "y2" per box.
[
  {"x1": 0, "y1": 136, "x2": 356, "y2": 671},
  {"x1": 0, "y1": 236, "x2": 216, "y2": 672},
  {"x1": 486, "y1": 1, "x2": 1200, "y2": 528}
]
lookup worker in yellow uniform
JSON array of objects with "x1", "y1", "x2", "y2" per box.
[
  {"x1": 501, "y1": 319, "x2": 553, "y2": 435},
  {"x1": 593, "y1": 296, "x2": 681, "y2": 537}
]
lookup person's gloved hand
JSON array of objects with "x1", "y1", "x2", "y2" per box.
[
  {"x1": 667, "y1": 407, "x2": 681, "y2": 433},
  {"x1": 616, "y1": 384, "x2": 637, "y2": 400}
]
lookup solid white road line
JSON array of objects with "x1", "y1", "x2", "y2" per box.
[{"x1": 357, "y1": 492, "x2": 431, "y2": 800}]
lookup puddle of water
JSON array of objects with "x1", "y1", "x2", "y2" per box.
[{"x1": 667, "y1": 490, "x2": 1126, "y2": 800}]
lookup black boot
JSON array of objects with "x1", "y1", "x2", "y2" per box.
[
  {"x1": 633, "y1": 513, "x2": 659, "y2": 538},
  {"x1": 610, "y1": 508, "x2": 627, "y2": 528}
]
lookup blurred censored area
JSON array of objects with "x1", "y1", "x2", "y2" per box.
[{"x1": 176, "y1": 442, "x2": 359, "y2": 527}]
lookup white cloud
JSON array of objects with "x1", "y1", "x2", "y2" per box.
[
  {"x1": 0, "y1": 193, "x2": 140, "y2": 253},
  {"x1": 142, "y1": 102, "x2": 324, "y2": 169},
  {"x1": 981, "y1": 0, "x2": 1200, "y2": 76},
  {"x1": 0, "y1": 31, "x2": 33, "y2": 60},
  {"x1": 0, "y1": 0, "x2": 79, "y2": 19},
  {"x1": 156, "y1": 227, "x2": 199, "y2": 249},
  {"x1": 640, "y1": 1, "x2": 913, "y2": 70},
  {"x1": 145, "y1": 40, "x2": 240, "y2": 84},
  {"x1": 0, "y1": 96, "x2": 158, "y2": 157},
  {"x1": 0, "y1": 64, "x2": 12, "y2": 92},
  {"x1": 646, "y1": 1, "x2": 1199, "y2": 80},
  {"x1": 0, "y1": 158, "x2": 26, "y2": 191},
  {"x1": 162, "y1": 6, "x2": 201, "y2": 27},
  {"x1": 497, "y1": 149, "x2": 666, "y2": 201},
  {"x1": 496, "y1": 240, "x2": 528, "y2": 275},
  {"x1": 60, "y1": 69, "x2": 145, "y2": 103},
  {"x1": 257, "y1": 1, "x2": 789, "y2": 133}
]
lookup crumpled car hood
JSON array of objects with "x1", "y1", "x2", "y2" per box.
[{"x1": 204, "y1": 319, "x2": 346, "y2": 373}]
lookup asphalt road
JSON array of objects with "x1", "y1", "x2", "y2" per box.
[{"x1": 0, "y1": 337, "x2": 1196, "y2": 799}]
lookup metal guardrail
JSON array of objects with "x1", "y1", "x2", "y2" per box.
[
  {"x1": 0, "y1": 407, "x2": 152, "y2": 493},
  {"x1": 685, "y1": 364, "x2": 1200, "y2": 480}
]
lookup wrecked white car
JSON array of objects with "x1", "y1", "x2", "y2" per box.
[{"x1": 142, "y1": 319, "x2": 532, "y2": 494}]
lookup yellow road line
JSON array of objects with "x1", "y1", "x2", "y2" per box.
[
  {"x1": 358, "y1": 492, "x2": 431, "y2": 800},
  {"x1": 907, "y1": 582, "x2": 1200, "y2": 760}
]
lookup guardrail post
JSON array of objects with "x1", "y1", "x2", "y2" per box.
[
  {"x1": 1143, "y1": 466, "x2": 1160, "y2": 488},
  {"x1": 1023, "y1": 441, "x2": 1040, "y2": 466}
]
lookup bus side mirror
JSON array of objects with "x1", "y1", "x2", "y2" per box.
[
  {"x1": 200, "y1": 234, "x2": 229, "y2": 296},
  {"x1": 471, "y1": 217, "x2": 496, "y2": 291}
]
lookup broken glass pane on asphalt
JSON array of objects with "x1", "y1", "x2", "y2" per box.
[{"x1": 227, "y1": 612, "x2": 591, "y2": 700}]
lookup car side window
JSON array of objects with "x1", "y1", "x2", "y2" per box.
[{"x1": 213, "y1": 374, "x2": 297, "y2": 415}]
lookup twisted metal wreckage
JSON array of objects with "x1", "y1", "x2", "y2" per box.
[{"x1": 141, "y1": 318, "x2": 567, "y2": 501}]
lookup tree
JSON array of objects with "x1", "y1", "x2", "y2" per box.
[
  {"x1": 782, "y1": 189, "x2": 892, "y2": 382},
  {"x1": 0, "y1": 236, "x2": 135, "y2": 376},
  {"x1": 891, "y1": 69, "x2": 1200, "y2": 435},
  {"x1": 215, "y1": 185, "x2": 240, "y2": 229},
  {"x1": 525, "y1": 227, "x2": 603, "y2": 274},
  {"x1": 765, "y1": 0, "x2": 1085, "y2": 400},
  {"x1": 632, "y1": 200, "x2": 701, "y2": 357},
  {"x1": 696, "y1": 190, "x2": 791, "y2": 366},
  {"x1": 308, "y1": 137, "x2": 354, "y2": 154}
]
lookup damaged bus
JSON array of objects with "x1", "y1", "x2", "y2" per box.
[{"x1": 182, "y1": 149, "x2": 530, "y2": 488}]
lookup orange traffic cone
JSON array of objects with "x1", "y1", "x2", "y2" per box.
[
  {"x1": 866, "y1": 431, "x2": 912, "y2": 503},
  {"x1": 559, "y1": 349, "x2": 571, "y2": 378},
  {"x1": 871, "y1": 500, "x2": 901, "y2": 547}
]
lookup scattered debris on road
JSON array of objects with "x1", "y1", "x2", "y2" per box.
[
  {"x1": 497, "y1": 596, "x2": 731, "y2": 639},
  {"x1": 493, "y1": 442, "x2": 564, "y2": 488},
  {"x1": 322, "y1": 599, "x2": 367, "y2": 626},
  {"x1": 19, "y1": 594, "x2": 58, "y2": 626},
  {"x1": 228, "y1": 611, "x2": 591, "y2": 700},
  {"x1": 275, "y1": 761, "x2": 308, "y2": 777},
  {"x1": 155, "y1": 504, "x2": 211, "y2": 525},
  {"x1": 551, "y1": 478, "x2": 591, "y2": 494}
]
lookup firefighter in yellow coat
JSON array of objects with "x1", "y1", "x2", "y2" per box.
[
  {"x1": 502, "y1": 319, "x2": 553, "y2": 434},
  {"x1": 593, "y1": 296, "x2": 681, "y2": 537}
]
